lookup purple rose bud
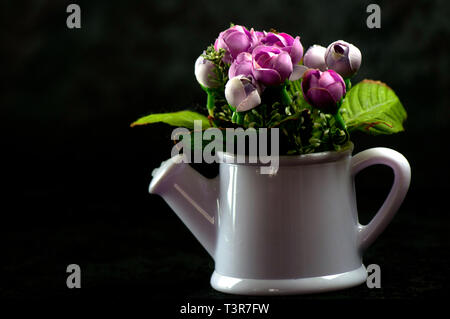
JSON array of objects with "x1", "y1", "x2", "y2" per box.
[
  {"x1": 261, "y1": 32, "x2": 303, "y2": 65},
  {"x1": 252, "y1": 45, "x2": 293, "y2": 86},
  {"x1": 325, "y1": 40, "x2": 362, "y2": 78},
  {"x1": 303, "y1": 45, "x2": 327, "y2": 71},
  {"x1": 194, "y1": 55, "x2": 220, "y2": 88},
  {"x1": 214, "y1": 25, "x2": 258, "y2": 64},
  {"x1": 229, "y1": 52, "x2": 253, "y2": 78},
  {"x1": 301, "y1": 69, "x2": 346, "y2": 113},
  {"x1": 225, "y1": 75, "x2": 261, "y2": 112}
]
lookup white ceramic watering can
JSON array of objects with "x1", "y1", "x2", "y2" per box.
[{"x1": 149, "y1": 144, "x2": 410, "y2": 295}]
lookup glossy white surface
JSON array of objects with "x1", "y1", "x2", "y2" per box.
[
  {"x1": 210, "y1": 265, "x2": 367, "y2": 295},
  {"x1": 149, "y1": 144, "x2": 411, "y2": 295}
]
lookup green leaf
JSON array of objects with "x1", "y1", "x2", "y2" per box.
[
  {"x1": 340, "y1": 80, "x2": 407, "y2": 135},
  {"x1": 130, "y1": 110, "x2": 211, "y2": 129}
]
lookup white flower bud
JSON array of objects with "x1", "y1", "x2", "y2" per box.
[
  {"x1": 194, "y1": 55, "x2": 220, "y2": 88},
  {"x1": 303, "y1": 45, "x2": 327, "y2": 71},
  {"x1": 225, "y1": 75, "x2": 261, "y2": 112},
  {"x1": 325, "y1": 40, "x2": 362, "y2": 78}
]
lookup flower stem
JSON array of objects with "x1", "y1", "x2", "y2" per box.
[
  {"x1": 334, "y1": 112, "x2": 345, "y2": 130},
  {"x1": 344, "y1": 78, "x2": 352, "y2": 91},
  {"x1": 232, "y1": 111, "x2": 244, "y2": 125},
  {"x1": 334, "y1": 111, "x2": 349, "y2": 142},
  {"x1": 281, "y1": 84, "x2": 292, "y2": 106},
  {"x1": 206, "y1": 89, "x2": 215, "y2": 116}
]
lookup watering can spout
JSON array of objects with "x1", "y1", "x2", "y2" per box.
[{"x1": 149, "y1": 155, "x2": 218, "y2": 258}]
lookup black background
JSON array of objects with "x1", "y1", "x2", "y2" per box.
[{"x1": 2, "y1": 0, "x2": 449, "y2": 309}]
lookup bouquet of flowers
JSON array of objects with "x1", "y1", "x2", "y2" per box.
[{"x1": 132, "y1": 24, "x2": 407, "y2": 155}]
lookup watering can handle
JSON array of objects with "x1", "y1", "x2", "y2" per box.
[{"x1": 351, "y1": 147, "x2": 411, "y2": 251}]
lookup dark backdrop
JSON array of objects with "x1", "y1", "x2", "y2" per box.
[{"x1": 2, "y1": 0, "x2": 449, "y2": 306}]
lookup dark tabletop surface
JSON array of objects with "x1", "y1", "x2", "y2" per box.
[{"x1": 2, "y1": 171, "x2": 449, "y2": 302}]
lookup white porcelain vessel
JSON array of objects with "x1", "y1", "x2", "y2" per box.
[{"x1": 149, "y1": 144, "x2": 411, "y2": 295}]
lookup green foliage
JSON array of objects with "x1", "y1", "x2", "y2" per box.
[
  {"x1": 199, "y1": 45, "x2": 232, "y2": 126},
  {"x1": 233, "y1": 81, "x2": 348, "y2": 154},
  {"x1": 130, "y1": 111, "x2": 211, "y2": 129},
  {"x1": 340, "y1": 80, "x2": 407, "y2": 135},
  {"x1": 202, "y1": 45, "x2": 229, "y2": 88}
]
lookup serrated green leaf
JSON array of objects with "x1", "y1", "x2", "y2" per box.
[
  {"x1": 340, "y1": 80, "x2": 407, "y2": 135},
  {"x1": 130, "y1": 110, "x2": 211, "y2": 129}
]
